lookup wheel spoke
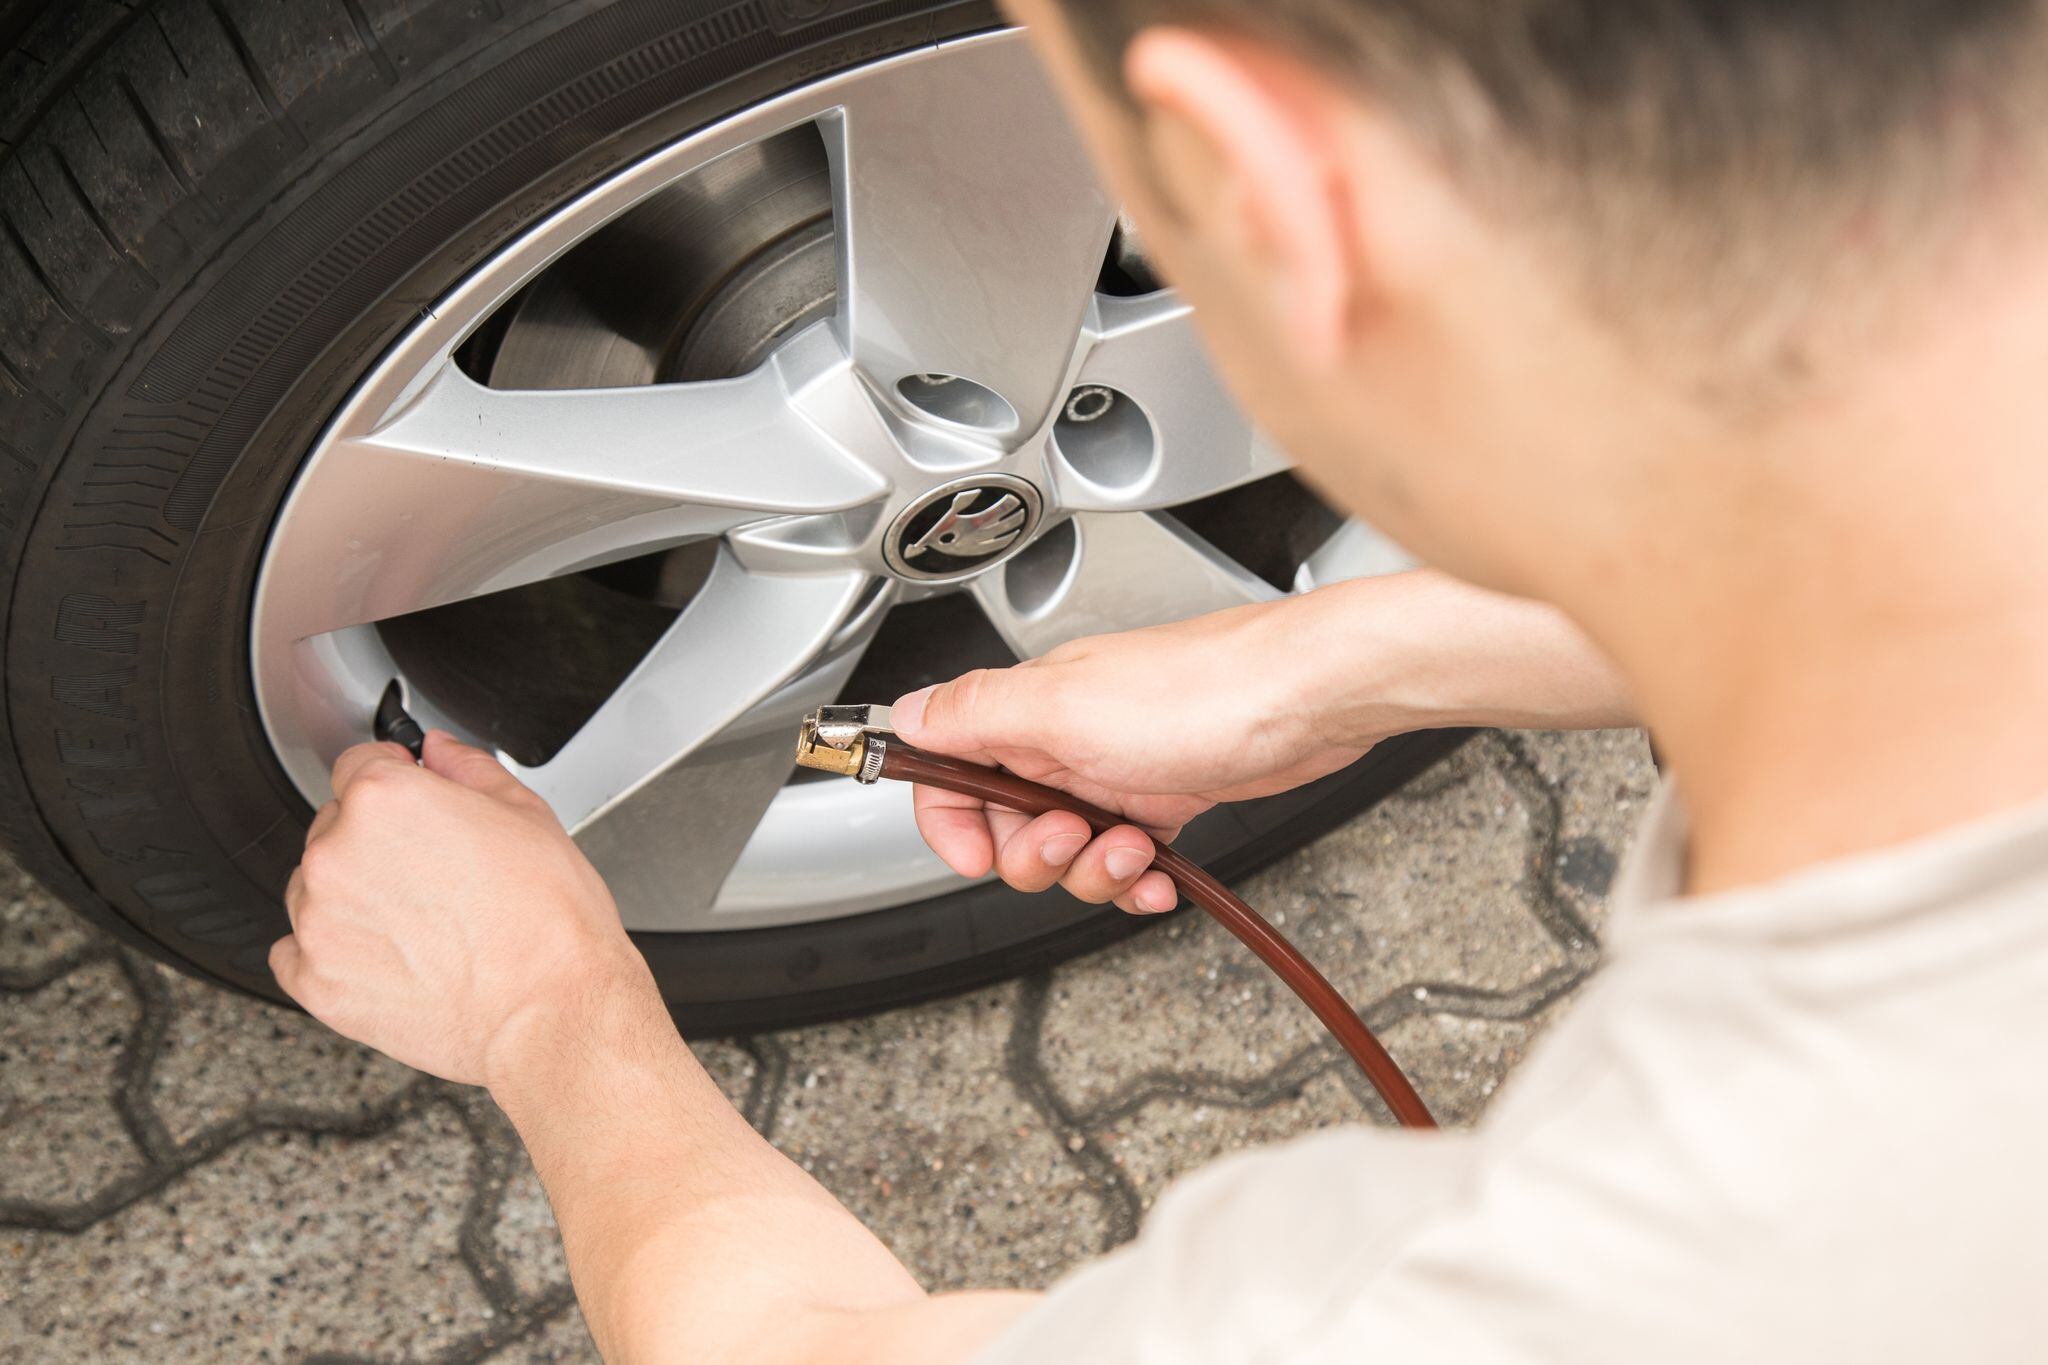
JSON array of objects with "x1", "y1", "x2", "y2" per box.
[
  {"x1": 972, "y1": 511, "x2": 1278, "y2": 660},
  {"x1": 511, "y1": 559, "x2": 881, "y2": 919},
  {"x1": 1293, "y1": 519, "x2": 1418, "y2": 591},
  {"x1": 1053, "y1": 293, "x2": 1291, "y2": 512},
  {"x1": 823, "y1": 32, "x2": 1117, "y2": 435},
  {"x1": 515, "y1": 556, "x2": 870, "y2": 826},
  {"x1": 263, "y1": 338, "x2": 886, "y2": 642}
]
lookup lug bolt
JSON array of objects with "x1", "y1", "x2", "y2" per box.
[{"x1": 1064, "y1": 385, "x2": 1116, "y2": 424}]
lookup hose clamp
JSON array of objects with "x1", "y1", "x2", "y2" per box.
[{"x1": 857, "y1": 736, "x2": 888, "y2": 785}]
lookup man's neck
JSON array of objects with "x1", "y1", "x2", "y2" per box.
[
  {"x1": 1630, "y1": 587, "x2": 2048, "y2": 896},
  {"x1": 1582, "y1": 250, "x2": 2048, "y2": 896}
]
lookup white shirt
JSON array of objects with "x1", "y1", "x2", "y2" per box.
[{"x1": 978, "y1": 784, "x2": 2048, "y2": 1362}]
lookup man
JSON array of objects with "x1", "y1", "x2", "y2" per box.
[{"x1": 268, "y1": 0, "x2": 2048, "y2": 1359}]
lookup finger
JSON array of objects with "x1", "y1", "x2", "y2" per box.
[
  {"x1": 420, "y1": 730, "x2": 535, "y2": 805},
  {"x1": 894, "y1": 666, "x2": 1046, "y2": 761},
  {"x1": 283, "y1": 865, "x2": 307, "y2": 929},
  {"x1": 1116, "y1": 870, "x2": 1180, "y2": 916},
  {"x1": 911, "y1": 783, "x2": 996, "y2": 878},
  {"x1": 991, "y1": 810, "x2": 1093, "y2": 893},
  {"x1": 983, "y1": 805, "x2": 1033, "y2": 854},
  {"x1": 304, "y1": 800, "x2": 341, "y2": 846},
  {"x1": 330, "y1": 740, "x2": 421, "y2": 797},
  {"x1": 268, "y1": 934, "x2": 305, "y2": 998},
  {"x1": 1058, "y1": 825, "x2": 1158, "y2": 904}
]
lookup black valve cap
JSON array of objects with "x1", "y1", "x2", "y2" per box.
[{"x1": 373, "y1": 681, "x2": 426, "y2": 761}]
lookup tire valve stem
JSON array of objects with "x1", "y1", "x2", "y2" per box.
[{"x1": 373, "y1": 680, "x2": 427, "y2": 762}]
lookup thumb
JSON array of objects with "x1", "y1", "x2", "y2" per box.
[
  {"x1": 421, "y1": 730, "x2": 535, "y2": 803},
  {"x1": 895, "y1": 668, "x2": 1035, "y2": 759},
  {"x1": 268, "y1": 934, "x2": 306, "y2": 1001}
]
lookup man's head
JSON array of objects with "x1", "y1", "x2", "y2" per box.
[{"x1": 1009, "y1": 0, "x2": 2048, "y2": 613}]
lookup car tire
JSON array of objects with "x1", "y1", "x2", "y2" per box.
[{"x1": 0, "y1": 0, "x2": 1463, "y2": 1031}]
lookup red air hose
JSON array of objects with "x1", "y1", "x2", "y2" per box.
[{"x1": 877, "y1": 742, "x2": 1437, "y2": 1129}]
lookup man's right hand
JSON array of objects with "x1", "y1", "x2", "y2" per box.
[
  {"x1": 896, "y1": 570, "x2": 1638, "y2": 914},
  {"x1": 893, "y1": 600, "x2": 1380, "y2": 915}
]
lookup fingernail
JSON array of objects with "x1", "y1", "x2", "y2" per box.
[
  {"x1": 1105, "y1": 848, "x2": 1150, "y2": 881},
  {"x1": 1041, "y1": 834, "x2": 1086, "y2": 867},
  {"x1": 1140, "y1": 883, "x2": 1177, "y2": 914},
  {"x1": 893, "y1": 686, "x2": 933, "y2": 737}
]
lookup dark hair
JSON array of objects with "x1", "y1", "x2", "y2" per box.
[{"x1": 1056, "y1": 1, "x2": 2044, "y2": 374}]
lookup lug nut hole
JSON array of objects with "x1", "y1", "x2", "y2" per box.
[
  {"x1": 897, "y1": 373, "x2": 1018, "y2": 431},
  {"x1": 1053, "y1": 385, "x2": 1156, "y2": 490},
  {"x1": 1003, "y1": 518, "x2": 1079, "y2": 616}
]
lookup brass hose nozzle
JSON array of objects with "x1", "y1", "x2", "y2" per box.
[{"x1": 794, "y1": 705, "x2": 895, "y2": 782}]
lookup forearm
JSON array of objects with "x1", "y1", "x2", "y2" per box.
[
  {"x1": 488, "y1": 978, "x2": 1031, "y2": 1363},
  {"x1": 1260, "y1": 569, "x2": 1636, "y2": 747}
]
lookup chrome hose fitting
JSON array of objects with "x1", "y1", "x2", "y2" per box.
[{"x1": 794, "y1": 705, "x2": 896, "y2": 783}]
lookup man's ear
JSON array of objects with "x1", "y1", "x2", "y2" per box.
[
  {"x1": 1123, "y1": 28, "x2": 1460, "y2": 375},
  {"x1": 1123, "y1": 28, "x2": 1363, "y2": 372}
]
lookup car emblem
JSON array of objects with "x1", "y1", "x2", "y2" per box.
[
  {"x1": 906, "y1": 490, "x2": 1029, "y2": 561},
  {"x1": 883, "y1": 476, "x2": 1044, "y2": 582}
]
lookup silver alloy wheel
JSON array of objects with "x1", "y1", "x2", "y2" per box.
[{"x1": 251, "y1": 30, "x2": 1411, "y2": 933}]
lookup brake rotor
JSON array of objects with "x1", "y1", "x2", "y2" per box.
[{"x1": 490, "y1": 125, "x2": 837, "y2": 390}]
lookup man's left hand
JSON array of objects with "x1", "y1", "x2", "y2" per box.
[{"x1": 268, "y1": 731, "x2": 654, "y2": 1088}]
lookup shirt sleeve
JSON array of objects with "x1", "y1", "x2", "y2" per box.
[{"x1": 973, "y1": 1124, "x2": 1484, "y2": 1365}]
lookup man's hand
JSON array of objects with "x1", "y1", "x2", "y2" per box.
[
  {"x1": 268, "y1": 730, "x2": 653, "y2": 1087},
  {"x1": 896, "y1": 602, "x2": 1379, "y2": 915},
  {"x1": 899, "y1": 570, "x2": 1637, "y2": 912},
  {"x1": 270, "y1": 730, "x2": 1033, "y2": 1364}
]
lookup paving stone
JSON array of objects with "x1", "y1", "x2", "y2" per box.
[
  {"x1": 1379, "y1": 1009, "x2": 1552, "y2": 1129},
  {"x1": 487, "y1": 1040, "x2": 757, "y2": 1302},
  {"x1": 1095, "y1": 1071, "x2": 1362, "y2": 1210},
  {"x1": 488, "y1": 1158, "x2": 569, "y2": 1306},
  {"x1": 0, "y1": 864, "x2": 96, "y2": 982},
  {"x1": 768, "y1": 984, "x2": 1105, "y2": 1292},
  {"x1": 0, "y1": 960, "x2": 145, "y2": 1206},
  {"x1": 483, "y1": 1307, "x2": 601, "y2": 1363},
  {"x1": 1092, "y1": 1011, "x2": 1552, "y2": 1210},
  {"x1": 1514, "y1": 729, "x2": 1658, "y2": 928},
  {"x1": 148, "y1": 969, "x2": 419, "y2": 1145},
  {"x1": 1037, "y1": 739, "x2": 1576, "y2": 1113},
  {"x1": 7, "y1": 1105, "x2": 485, "y2": 1362}
]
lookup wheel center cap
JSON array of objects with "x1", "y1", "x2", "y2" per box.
[{"x1": 882, "y1": 474, "x2": 1045, "y2": 583}]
